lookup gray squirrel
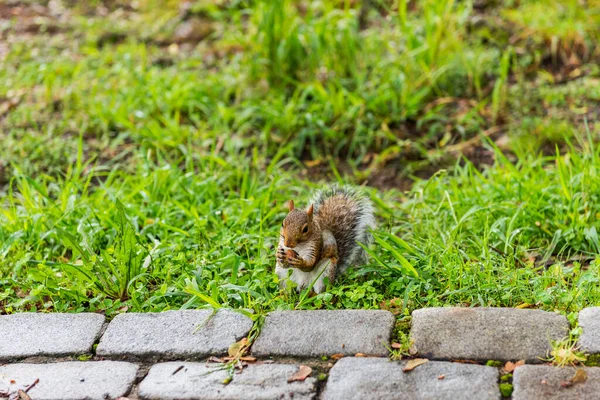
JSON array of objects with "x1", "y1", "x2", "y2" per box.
[{"x1": 275, "y1": 185, "x2": 375, "y2": 294}]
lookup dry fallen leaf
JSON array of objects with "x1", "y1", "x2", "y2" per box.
[
  {"x1": 505, "y1": 360, "x2": 525, "y2": 373},
  {"x1": 331, "y1": 353, "x2": 344, "y2": 360},
  {"x1": 207, "y1": 356, "x2": 225, "y2": 363},
  {"x1": 504, "y1": 361, "x2": 515, "y2": 373},
  {"x1": 571, "y1": 369, "x2": 588, "y2": 384},
  {"x1": 402, "y1": 358, "x2": 429, "y2": 372},
  {"x1": 437, "y1": 374, "x2": 445, "y2": 380},
  {"x1": 559, "y1": 367, "x2": 588, "y2": 388},
  {"x1": 516, "y1": 303, "x2": 532, "y2": 309},
  {"x1": 288, "y1": 365, "x2": 312, "y2": 383},
  {"x1": 18, "y1": 390, "x2": 32, "y2": 400},
  {"x1": 391, "y1": 343, "x2": 402, "y2": 349},
  {"x1": 223, "y1": 356, "x2": 257, "y2": 362},
  {"x1": 304, "y1": 159, "x2": 322, "y2": 168},
  {"x1": 228, "y1": 338, "x2": 249, "y2": 357},
  {"x1": 355, "y1": 353, "x2": 366, "y2": 357}
]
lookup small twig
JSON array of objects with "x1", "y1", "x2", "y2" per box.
[
  {"x1": 172, "y1": 365, "x2": 184, "y2": 375},
  {"x1": 25, "y1": 379, "x2": 39, "y2": 394},
  {"x1": 489, "y1": 246, "x2": 507, "y2": 257},
  {"x1": 432, "y1": 126, "x2": 505, "y2": 156}
]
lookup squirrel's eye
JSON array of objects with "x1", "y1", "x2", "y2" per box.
[{"x1": 302, "y1": 225, "x2": 309, "y2": 234}]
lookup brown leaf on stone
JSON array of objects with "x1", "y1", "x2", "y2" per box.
[
  {"x1": 504, "y1": 361, "x2": 516, "y2": 373},
  {"x1": 391, "y1": 343, "x2": 402, "y2": 349},
  {"x1": 288, "y1": 365, "x2": 312, "y2": 383},
  {"x1": 331, "y1": 353, "x2": 344, "y2": 360},
  {"x1": 438, "y1": 374, "x2": 445, "y2": 380},
  {"x1": 402, "y1": 358, "x2": 429, "y2": 372},
  {"x1": 228, "y1": 337, "x2": 249, "y2": 357},
  {"x1": 572, "y1": 368, "x2": 588, "y2": 384},
  {"x1": 207, "y1": 356, "x2": 225, "y2": 363},
  {"x1": 18, "y1": 390, "x2": 32, "y2": 400},
  {"x1": 355, "y1": 353, "x2": 366, "y2": 357},
  {"x1": 223, "y1": 355, "x2": 257, "y2": 362},
  {"x1": 505, "y1": 360, "x2": 525, "y2": 373}
]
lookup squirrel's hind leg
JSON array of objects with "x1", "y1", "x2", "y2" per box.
[
  {"x1": 320, "y1": 229, "x2": 338, "y2": 287},
  {"x1": 321, "y1": 229, "x2": 338, "y2": 265}
]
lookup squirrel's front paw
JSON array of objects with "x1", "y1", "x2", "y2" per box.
[
  {"x1": 276, "y1": 248, "x2": 288, "y2": 265},
  {"x1": 285, "y1": 249, "x2": 305, "y2": 267}
]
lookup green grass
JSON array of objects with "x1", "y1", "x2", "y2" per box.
[{"x1": 1, "y1": 0, "x2": 600, "y2": 322}]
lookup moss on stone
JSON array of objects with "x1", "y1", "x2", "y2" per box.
[
  {"x1": 585, "y1": 354, "x2": 600, "y2": 366},
  {"x1": 486, "y1": 360, "x2": 503, "y2": 367},
  {"x1": 500, "y1": 373, "x2": 512, "y2": 382},
  {"x1": 499, "y1": 383, "x2": 513, "y2": 397}
]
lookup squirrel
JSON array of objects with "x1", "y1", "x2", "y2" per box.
[{"x1": 275, "y1": 185, "x2": 375, "y2": 294}]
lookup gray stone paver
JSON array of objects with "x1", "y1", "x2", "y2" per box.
[
  {"x1": 322, "y1": 357, "x2": 500, "y2": 400},
  {"x1": 0, "y1": 361, "x2": 138, "y2": 400},
  {"x1": 578, "y1": 307, "x2": 600, "y2": 354},
  {"x1": 138, "y1": 362, "x2": 317, "y2": 400},
  {"x1": 252, "y1": 310, "x2": 394, "y2": 357},
  {"x1": 0, "y1": 313, "x2": 105, "y2": 360},
  {"x1": 410, "y1": 307, "x2": 569, "y2": 362},
  {"x1": 512, "y1": 365, "x2": 600, "y2": 400},
  {"x1": 96, "y1": 310, "x2": 252, "y2": 359}
]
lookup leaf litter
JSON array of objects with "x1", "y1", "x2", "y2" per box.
[
  {"x1": 402, "y1": 358, "x2": 429, "y2": 372},
  {"x1": 288, "y1": 366, "x2": 312, "y2": 383}
]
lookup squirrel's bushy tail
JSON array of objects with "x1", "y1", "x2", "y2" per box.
[{"x1": 311, "y1": 184, "x2": 375, "y2": 271}]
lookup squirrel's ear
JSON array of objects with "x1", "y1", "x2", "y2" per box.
[
  {"x1": 287, "y1": 199, "x2": 295, "y2": 212},
  {"x1": 307, "y1": 204, "x2": 314, "y2": 218}
]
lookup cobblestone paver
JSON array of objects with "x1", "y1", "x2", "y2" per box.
[
  {"x1": 410, "y1": 307, "x2": 569, "y2": 362},
  {"x1": 0, "y1": 361, "x2": 138, "y2": 400},
  {"x1": 252, "y1": 310, "x2": 394, "y2": 357},
  {"x1": 322, "y1": 357, "x2": 500, "y2": 400},
  {"x1": 512, "y1": 365, "x2": 600, "y2": 400},
  {"x1": 2, "y1": 308, "x2": 590, "y2": 398},
  {"x1": 139, "y1": 362, "x2": 317, "y2": 400},
  {"x1": 97, "y1": 310, "x2": 252, "y2": 359},
  {"x1": 0, "y1": 313, "x2": 105, "y2": 360},
  {"x1": 578, "y1": 307, "x2": 600, "y2": 354}
]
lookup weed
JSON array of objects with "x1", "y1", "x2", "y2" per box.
[
  {"x1": 499, "y1": 383, "x2": 513, "y2": 397},
  {"x1": 548, "y1": 337, "x2": 587, "y2": 367}
]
